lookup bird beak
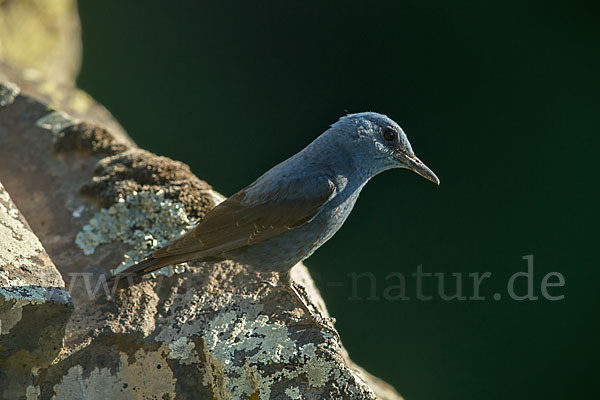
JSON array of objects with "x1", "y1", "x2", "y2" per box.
[{"x1": 398, "y1": 154, "x2": 440, "y2": 185}]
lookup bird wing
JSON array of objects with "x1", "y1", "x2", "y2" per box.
[{"x1": 152, "y1": 175, "x2": 336, "y2": 259}]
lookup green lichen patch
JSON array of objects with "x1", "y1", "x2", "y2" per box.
[
  {"x1": 284, "y1": 386, "x2": 302, "y2": 399},
  {"x1": 50, "y1": 348, "x2": 176, "y2": 400},
  {"x1": 75, "y1": 190, "x2": 196, "y2": 272},
  {"x1": 25, "y1": 384, "x2": 40, "y2": 400},
  {"x1": 36, "y1": 110, "x2": 78, "y2": 134},
  {"x1": 201, "y1": 309, "x2": 351, "y2": 400},
  {"x1": 0, "y1": 80, "x2": 20, "y2": 106},
  {"x1": 167, "y1": 336, "x2": 199, "y2": 365}
]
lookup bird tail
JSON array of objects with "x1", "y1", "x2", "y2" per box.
[
  {"x1": 107, "y1": 247, "x2": 228, "y2": 288},
  {"x1": 107, "y1": 255, "x2": 182, "y2": 288}
]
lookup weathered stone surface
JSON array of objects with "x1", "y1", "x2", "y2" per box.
[
  {"x1": 0, "y1": 2, "x2": 404, "y2": 399},
  {"x1": 0, "y1": 181, "x2": 73, "y2": 400},
  {"x1": 0, "y1": 82, "x2": 404, "y2": 399}
]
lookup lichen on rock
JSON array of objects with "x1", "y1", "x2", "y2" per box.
[
  {"x1": 36, "y1": 110, "x2": 79, "y2": 134},
  {"x1": 50, "y1": 348, "x2": 177, "y2": 400},
  {"x1": 200, "y1": 309, "x2": 346, "y2": 400},
  {"x1": 0, "y1": 80, "x2": 20, "y2": 106},
  {"x1": 75, "y1": 189, "x2": 196, "y2": 273}
]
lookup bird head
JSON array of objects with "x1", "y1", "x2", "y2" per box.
[{"x1": 334, "y1": 112, "x2": 440, "y2": 185}]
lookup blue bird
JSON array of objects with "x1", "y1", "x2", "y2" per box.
[{"x1": 111, "y1": 112, "x2": 439, "y2": 332}]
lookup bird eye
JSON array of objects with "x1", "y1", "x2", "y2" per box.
[{"x1": 383, "y1": 127, "x2": 396, "y2": 141}]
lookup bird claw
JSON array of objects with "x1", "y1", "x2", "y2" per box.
[
  {"x1": 283, "y1": 278, "x2": 340, "y2": 341},
  {"x1": 241, "y1": 277, "x2": 278, "y2": 293},
  {"x1": 256, "y1": 273, "x2": 340, "y2": 342},
  {"x1": 261, "y1": 278, "x2": 280, "y2": 288},
  {"x1": 298, "y1": 313, "x2": 340, "y2": 342}
]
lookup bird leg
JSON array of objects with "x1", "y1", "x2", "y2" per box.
[{"x1": 279, "y1": 271, "x2": 339, "y2": 340}]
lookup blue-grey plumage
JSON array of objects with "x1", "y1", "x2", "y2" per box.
[{"x1": 111, "y1": 112, "x2": 439, "y2": 320}]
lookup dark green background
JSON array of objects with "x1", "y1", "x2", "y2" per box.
[{"x1": 77, "y1": 1, "x2": 598, "y2": 399}]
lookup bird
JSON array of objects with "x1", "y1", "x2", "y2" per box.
[{"x1": 110, "y1": 112, "x2": 439, "y2": 333}]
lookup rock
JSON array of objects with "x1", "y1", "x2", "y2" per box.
[
  {"x1": 0, "y1": 81, "x2": 403, "y2": 399},
  {"x1": 0, "y1": 2, "x2": 404, "y2": 399},
  {"x1": 0, "y1": 181, "x2": 73, "y2": 399}
]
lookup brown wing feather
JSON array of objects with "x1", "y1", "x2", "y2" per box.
[{"x1": 152, "y1": 177, "x2": 336, "y2": 260}]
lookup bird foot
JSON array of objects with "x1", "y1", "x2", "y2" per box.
[
  {"x1": 241, "y1": 276, "x2": 278, "y2": 293},
  {"x1": 279, "y1": 273, "x2": 340, "y2": 342},
  {"x1": 261, "y1": 278, "x2": 280, "y2": 288},
  {"x1": 297, "y1": 312, "x2": 340, "y2": 341},
  {"x1": 256, "y1": 272, "x2": 340, "y2": 341}
]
